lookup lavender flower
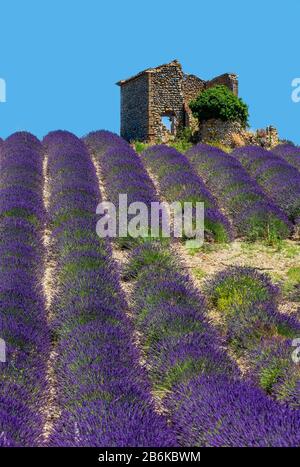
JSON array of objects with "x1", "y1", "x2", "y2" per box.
[
  {"x1": 233, "y1": 145, "x2": 300, "y2": 223},
  {"x1": 186, "y1": 144, "x2": 291, "y2": 240},
  {"x1": 247, "y1": 337, "x2": 300, "y2": 408},
  {"x1": 0, "y1": 132, "x2": 49, "y2": 447},
  {"x1": 142, "y1": 145, "x2": 232, "y2": 242},
  {"x1": 273, "y1": 144, "x2": 300, "y2": 172},
  {"x1": 44, "y1": 130, "x2": 176, "y2": 447},
  {"x1": 85, "y1": 131, "x2": 159, "y2": 247},
  {"x1": 166, "y1": 374, "x2": 300, "y2": 446}
]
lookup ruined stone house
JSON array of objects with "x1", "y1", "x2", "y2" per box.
[{"x1": 117, "y1": 60, "x2": 238, "y2": 143}]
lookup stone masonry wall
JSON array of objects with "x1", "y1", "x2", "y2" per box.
[
  {"x1": 200, "y1": 119, "x2": 244, "y2": 146},
  {"x1": 182, "y1": 74, "x2": 206, "y2": 132},
  {"x1": 206, "y1": 73, "x2": 238, "y2": 96},
  {"x1": 118, "y1": 61, "x2": 239, "y2": 142},
  {"x1": 148, "y1": 62, "x2": 185, "y2": 142},
  {"x1": 183, "y1": 74, "x2": 206, "y2": 104},
  {"x1": 200, "y1": 120, "x2": 279, "y2": 149},
  {"x1": 120, "y1": 74, "x2": 149, "y2": 142}
]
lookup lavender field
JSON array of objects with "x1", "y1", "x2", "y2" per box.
[{"x1": 0, "y1": 130, "x2": 299, "y2": 447}]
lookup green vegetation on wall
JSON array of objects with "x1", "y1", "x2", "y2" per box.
[{"x1": 190, "y1": 85, "x2": 249, "y2": 128}]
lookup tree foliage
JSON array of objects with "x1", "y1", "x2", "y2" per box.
[{"x1": 190, "y1": 85, "x2": 249, "y2": 128}]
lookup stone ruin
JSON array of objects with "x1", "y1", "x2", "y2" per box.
[
  {"x1": 117, "y1": 60, "x2": 279, "y2": 149},
  {"x1": 117, "y1": 60, "x2": 238, "y2": 143}
]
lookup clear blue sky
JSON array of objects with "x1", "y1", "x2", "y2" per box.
[{"x1": 0, "y1": 0, "x2": 299, "y2": 142}]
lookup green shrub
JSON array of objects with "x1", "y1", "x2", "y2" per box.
[
  {"x1": 133, "y1": 141, "x2": 149, "y2": 153},
  {"x1": 210, "y1": 274, "x2": 270, "y2": 314},
  {"x1": 169, "y1": 139, "x2": 193, "y2": 153},
  {"x1": 169, "y1": 128, "x2": 194, "y2": 153},
  {"x1": 204, "y1": 140, "x2": 232, "y2": 153},
  {"x1": 287, "y1": 266, "x2": 300, "y2": 283},
  {"x1": 190, "y1": 85, "x2": 249, "y2": 128}
]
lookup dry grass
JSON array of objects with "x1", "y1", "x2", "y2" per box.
[
  {"x1": 174, "y1": 239, "x2": 300, "y2": 317},
  {"x1": 41, "y1": 155, "x2": 61, "y2": 443}
]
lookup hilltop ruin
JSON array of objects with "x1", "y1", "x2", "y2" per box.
[{"x1": 117, "y1": 60, "x2": 238, "y2": 143}]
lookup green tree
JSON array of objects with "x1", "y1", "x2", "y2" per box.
[{"x1": 190, "y1": 85, "x2": 249, "y2": 128}]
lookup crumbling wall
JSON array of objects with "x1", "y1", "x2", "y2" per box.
[
  {"x1": 148, "y1": 62, "x2": 185, "y2": 142},
  {"x1": 182, "y1": 74, "x2": 206, "y2": 132},
  {"x1": 120, "y1": 74, "x2": 149, "y2": 142},
  {"x1": 118, "y1": 61, "x2": 239, "y2": 142},
  {"x1": 206, "y1": 73, "x2": 238, "y2": 96},
  {"x1": 200, "y1": 120, "x2": 279, "y2": 149},
  {"x1": 200, "y1": 119, "x2": 244, "y2": 146}
]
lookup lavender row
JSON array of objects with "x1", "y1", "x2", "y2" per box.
[
  {"x1": 84, "y1": 129, "x2": 128, "y2": 155},
  {"x1": 85, "y1": 131, "x2": 158, "y2": 247},
  {"x1": 84, "y1": 131, "x2": 299, "y2": 445},
  {"x1": 273, "y1": 143, "x2": 300, "y2": 173},
  {"x1": 44, "y1": 131, "x2": 175, "y2": 447},
  {"x1": 185, "y1": 144, "x2": 291, "y2": 241},
  {"x1": 233, "y1": 145, "x2": 300, "y2": 224},
  {"x1": 167, "y1": 374, "x2": 300, "y2": 446},
  {"x1": 141, "y1": 145, "x2": 232, "y2": 242},
  {"x1": 125, "y1": 243, "x2": 299, "y2": 445},
  {"x1": 0, "y1": 133, "x2": 49, "y2": 446},
  {"x1": 205, "y1": 267, "x2": 300, "y2": 409},
  {"x1": 124, "y1": 243, "x2": 237, "y2": 393}
]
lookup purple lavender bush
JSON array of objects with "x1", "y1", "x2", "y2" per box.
[
  {"x1": 127, "y1": 243, "x2": 238, "y2": 393},
  {"x1": 44, "y1": 130, "x2": 175, "y2": 447},
  {"x1": 233, "y1": 145, "x2": 300, "y2": 223},
  {"x1": 247, "y1": 337, "x2": 300, "y2": 408},
  {"x1": 206, "y1": 267, "x2": 300, "y2": 348},
  {"x1": 206, "y1": 266, "x2": 300, "y2": 409},
  {"x1": 0, "y1": 132, "x2": 49, "y2": 446},
  {"x1": 142, "y1": 145, "x2": 232, "y2": 242},
  {"x1": 85, "y1": 131, "x2": 159, "y2": 247},
  {"x1": 84, "y1": 129, "x2": 128, "y2": 155},
  {"x1": 186, "y1": 144, "x2": 291, "y2": 241},
  {"x1": 166, "y1": 374, "x2": 300, "y2": 446},
  {"x1": 126, "y1": 244, "x2": 300, "y2": 445},
  {"x1": 273, "y1": 143, "x2": 300, "y2": 172}
]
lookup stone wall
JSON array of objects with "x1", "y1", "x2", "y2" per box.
[
  {"x1": 120, "y1": 74, "x2": 149, "y2": 142},
  {"x1": 206, "y1": 73, "x2": 238, "y2": 96},
  {"x1": 200, "y1": 119, "x2": 244, "y2": 146},
  {"x1": 148, "y1": 61, "x2": 184, "y2": 142},
  {"x1": 248, "y1": 126, "x2": 279, "y2": 149},
  {"x1": 182, "y1": 74, "x2": 206, "y2": 132},
  {"x1": 200, "y1": 119, "x2": 279, "y2": 149},
  {"x1": 183, "y1": 74, "x2": 206, "y2": 104},
  {"x1": 117, "y1": 61, "x2": 239, "y2": 142}
]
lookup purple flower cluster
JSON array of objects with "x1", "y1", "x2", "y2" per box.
[
  {"x1": 166, "y1": 374, "x2": 300, "y2": 446},
  {"x1": 84, "y1": 129, "x2": 128, "y2": 155},
  {"x1": 127, "y1": 243, "x2": 238, "y2": 391},
  {"x1": 0, "y1": 132, "x2": 49, "y2": 446},
  {"x1": 206, "y1": 266, "x2": 300, "y2": 410},
  {"x1": 186, "y1": 144, "x2": 291, "y2": 240},
  {"x1": 207, "y1": 266, "x2": 300, "y2": 346},
  {"x1": 233, "y1": 145, "x2": 300, "y2": 223},
  {"x1": 247, "y1": 337, "x2": 300, "y2": 409},
  {"x1": 85, "y1": 131, "x2": 159, "y2": 246},
  {"x1": 127, "y1": 244, "x2": 300, "y2": 445},
  {"x1": 44, "y1": 130, "x2": 175, "y2": 447},
  {"x1": 273, "y1": 143, "x2": 300, "y2": 172},
  {"x1": 142, "y1": 145, "x2": 232, "y2": 242}
]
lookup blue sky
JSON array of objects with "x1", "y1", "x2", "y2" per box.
[{"x1": 0, "y1": 0, "x2": 299, "y2": 142}]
